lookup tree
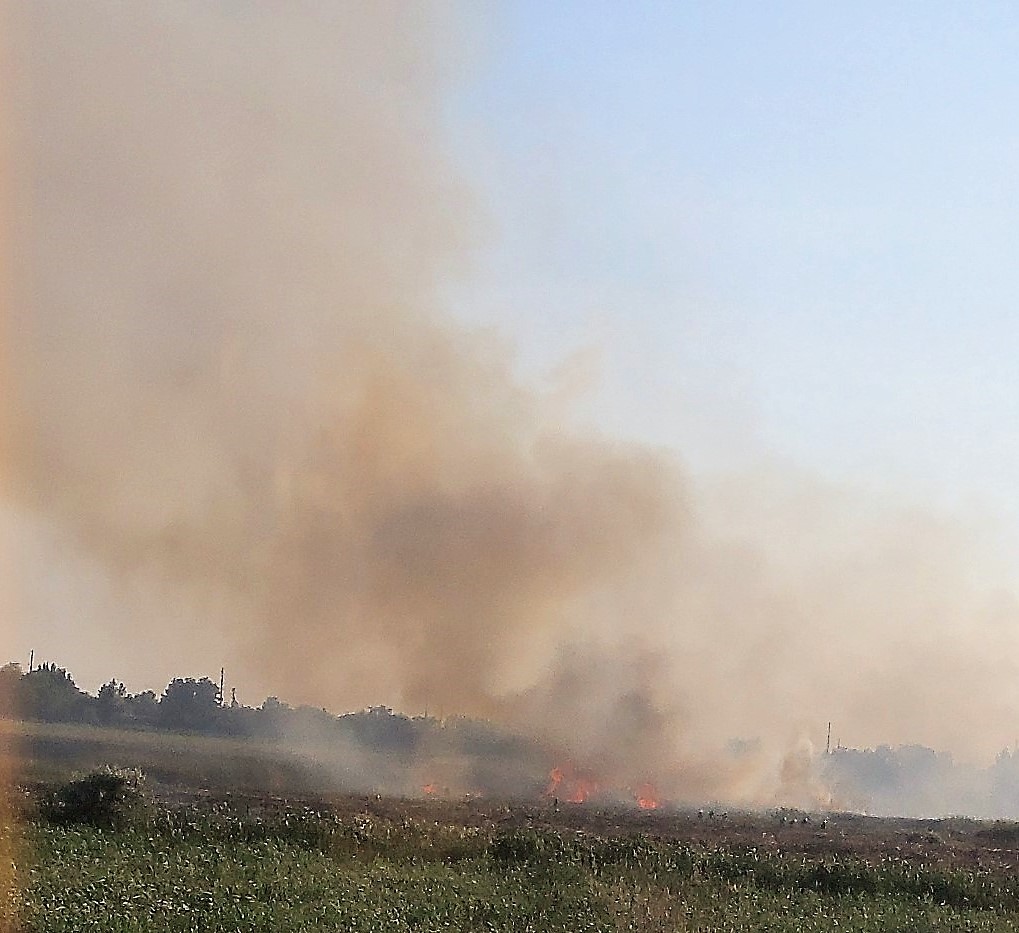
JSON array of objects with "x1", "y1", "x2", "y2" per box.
[
  {"x1": 96, "y1": 680, "x2": 128, "y2": 725},
  {"x1": 0, "y1": 663, "x2": 23, "y2": 718},
  {"x1": 126, "y1": 690, "x2": 159, "y2": 727},
  {"x1": 158, "y1": 677, "x2": 222, "y2": 733},
  {"x1": 340, "y1": 706, "x2": 418, "y2": 752},
  {"x1": 22, "y1": 663, "x2": 92, "y2": 723}
]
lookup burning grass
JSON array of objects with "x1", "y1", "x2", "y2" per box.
[
  {"x1": 11, "y1": 787, "x2": 1019, "y2": 931},
  {"x1": 10, "y1": 723, "x2": 1019, "y2": 928}
]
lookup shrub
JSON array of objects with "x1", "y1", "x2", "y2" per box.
[{"x1": 43, "y1": 766, "x2": 147, "y2": 829}]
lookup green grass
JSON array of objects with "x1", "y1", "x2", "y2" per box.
[
  {"x1": 11, "y1": 798, "x2": 1019, "y2": 932},
  {"x1": 5, "y1": 719, "x2": 399, "y2": 795},
  {"x1": 10, "y1": 720, "x2": 331, "y2": 786}
]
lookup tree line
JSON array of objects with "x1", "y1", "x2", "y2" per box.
[
  {"x1": 10, "y1": 660, "x2": 1019, "y2": 817},
  {"x1": 0, "y1": 660, "x2": 532, "y2": 762}
]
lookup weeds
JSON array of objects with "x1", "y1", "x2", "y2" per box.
[{"x1": 15, "y1": 795, "x2": 1019, "y2": 931}]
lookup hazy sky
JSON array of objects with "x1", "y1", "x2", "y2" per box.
[
  {"x1": 448, "y1": 2, "x2": 1019, "y2": 525},
  {"x1": 8, "y1": 3, "x2": 1019, "y2": 767}
]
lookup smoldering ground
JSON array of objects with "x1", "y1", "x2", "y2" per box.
[{"x1": 4, "y1": 1, "x2": 1019, "y2": 810}]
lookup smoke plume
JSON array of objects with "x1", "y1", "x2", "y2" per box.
[{"x1": 5, "y1": 1, "x2": 1019, "y2": 808}]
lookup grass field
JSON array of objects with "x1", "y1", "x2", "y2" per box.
[
  {"x1": 2, "y1": 718, "x2": 541, "y2": 801},
  {"x1": 4, "y1": 719, "x2": 358, "y2": 792},
  {"x1": 9, "y1": 785, "x2": 1019, "y2": 932},
  {"x1": 7, "y1": 721, "x2": 1019, "y2": 930}
]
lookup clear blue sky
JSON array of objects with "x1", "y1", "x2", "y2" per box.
[{"x1": 447, "y1": 2, "x2": 1019, "y2": 524}]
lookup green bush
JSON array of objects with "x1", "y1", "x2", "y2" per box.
[{"x1": 42, "y1": 766, "x2": 147, "y2": 829}]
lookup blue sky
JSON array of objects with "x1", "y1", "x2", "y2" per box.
[{"x1": 447, "y1": 2, "x2": 1019, "y2": 522}]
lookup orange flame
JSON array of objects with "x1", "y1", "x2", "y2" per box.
[
  {"x1": 422, "y1": 782, "x2": 437, "y2": 796},
  {"x1": 546, "y1": 762, "x2": 598, "y2": 804},
  {"x1": 567, "y1": 778, "x2": 597, "y2": 804},
  {"x1": 635, "y1": 783, "x2": 659, "y2": 810}
]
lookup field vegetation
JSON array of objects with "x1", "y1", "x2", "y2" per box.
[
  {"x1": 7, "y1": 665, "x2": 1019, "y2": 929},
  {"x1": 9, "y1": 660, "x2": 1019, "y2": 818},
  {"x1": 7, "y1": 776, "x2": 1019, "y2": 932}
]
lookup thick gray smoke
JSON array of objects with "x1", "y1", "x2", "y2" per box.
[{"x1": 5, "y1": 1, "x2": 1019, "y2": 808}]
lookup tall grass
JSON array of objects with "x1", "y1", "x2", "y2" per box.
[{"x1": 15, "y1": 795, "x2": 1019, "y2": 931}]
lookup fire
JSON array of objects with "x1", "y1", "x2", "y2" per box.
[
  {"x1": 546, "y1": 762, "x2": 599, "y2": 804},
  {"x1": 635, "y1": 783, "x2": 659, "y2": 810},
  {"x1": 567, "y1": 779, "x2": 597, "y2": 804},
  {"x1": 422, "y1": 782, "x2": 437, "y2": 796},
  {"x1": 547, "y1": 763, "x2": 661, "y2": 809}
]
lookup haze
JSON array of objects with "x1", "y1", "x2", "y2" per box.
[{"x1": 3, "y1": 2, "x2": 1018, "y2": 803}]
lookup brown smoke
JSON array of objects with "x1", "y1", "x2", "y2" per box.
[{"x1": 5, "y1": 1, "x2": 1019, "y2": 807}]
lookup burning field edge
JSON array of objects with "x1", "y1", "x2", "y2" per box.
[{"x1": 12, "y1": 776, "x2": 1019, "y2": 932}]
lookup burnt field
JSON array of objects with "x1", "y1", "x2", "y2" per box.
[
  {"x1": 174, "y1": 785, "x2": 1019, "y2": 875},
  {"x1": 8, "y1": 723, "x2": 1019, "y2": 930},
  {"x1": 11, "y1": 715, "x2": 1019, "y2": 874},
  {"x1": 9, "y1": 718, "x2": 1019, "y2": 930}
]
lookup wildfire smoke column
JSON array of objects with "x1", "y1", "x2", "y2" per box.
[
  {"x1": 0, "y1": 0, "x2": 712, "y2": 801},
  {"x1": 6, "y1": 0, "x2": 1019, "y2": 816}
]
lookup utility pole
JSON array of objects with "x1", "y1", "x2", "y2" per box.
[
  {"x1": 28, "y1": 650, "x2": 34, "y2": 673},
  {"x1": 826, "y1": 721, "x2": 832, "y2": 756},
  {"x1": 219, "y1": 668, "x2": 225, "y2": 706}
]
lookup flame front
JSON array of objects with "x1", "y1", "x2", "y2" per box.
[
  {"x1": 635, "y1": 782, "x2": 659, "y2": 810},
  {"x1": 567, "y1": 778, "x2": 598, "y2": 804},
  {"x1": 546, "y1": 762, "x2": 599, "y2": 804}
]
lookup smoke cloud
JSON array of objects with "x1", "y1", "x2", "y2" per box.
[{"x1": 5, "y1": 1, "x2": 1019, "y2": 808}]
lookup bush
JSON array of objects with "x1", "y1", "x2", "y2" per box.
[{"x1": 43, "y1": 766, "x2": 147, "y2": 829}]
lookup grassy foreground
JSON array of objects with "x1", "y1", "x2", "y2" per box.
[{"x1": 7, "y1": 793, "x2": 1019, "y2": 933}]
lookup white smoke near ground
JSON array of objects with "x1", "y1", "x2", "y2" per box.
[{"x1": 3, "y1": 1, "x2": 1019, "y2": 810}]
